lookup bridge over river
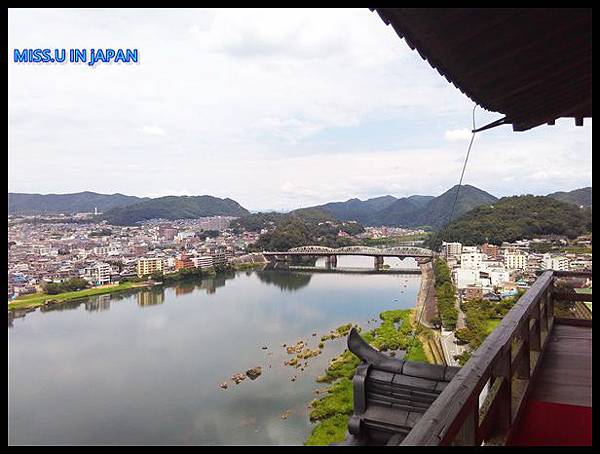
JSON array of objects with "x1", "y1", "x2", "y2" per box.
[{"x1": 263, "y1": 245, "x2": 434, "y2": 271}]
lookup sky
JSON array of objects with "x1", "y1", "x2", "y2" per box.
[{"x1": 8, "y1": 8, "x2": 592, "y2": 212}]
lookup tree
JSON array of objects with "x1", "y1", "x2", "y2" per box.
[
  {"x1": 454, "y1": 328, "x2": 472, "y2": 345},
  {"x1": 149, "y1": 271, "x2": 163, "y2": 281},
  {"x1": 43, "y1": 277, "x2": 89, "y2": 295}
]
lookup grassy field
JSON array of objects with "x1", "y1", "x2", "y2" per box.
[{"x1": 8, "y1": 282, "x2": 142, "y2": 310}]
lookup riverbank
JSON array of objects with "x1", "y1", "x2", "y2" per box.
[
  {"x1": 8, "y1": 263, "x2": 263, "y2": 313},
  {"x1": 305, "y1": 308, "x2": 427, "y2": 446},
  {"x1": 8, "y1": 281, "x2": 150, "y2": 311},
  {"x1": 413, "y1": 260, "x2": 437, "y2": 328}
]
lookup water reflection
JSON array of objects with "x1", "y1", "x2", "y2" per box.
[
  {"x1": 194, "y1": 271, "x2": 235, "y2": 294},
  {"x1": 137, "y1": 289, "x2": 165, "y2": 307},
  {"x1": 85, "y1": 294, "x2": 111, "y2": 312},
  {"x1": 40, "y1": 298, "x2": 84, "y2": 313},
  {"x1": 175, "y1": 285, "x2": 195, "y2": 296},
  {"x1": 9, "y1": 268, "x2": 421, "y2": 445},
  {"x1": 254, "y1": 270, "x2": 313, "y2": 292}
]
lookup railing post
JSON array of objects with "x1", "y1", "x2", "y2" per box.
[
  {"x1": 540, "y1": 295, "x2": 549, "y2": 335},
  {"x1": 530, "y1": 301, "x2": 541, "y2": 353},
  {"x1": 547, "y1": 276, "x2": 555, "y2": 326},
  {"x1": 515, "y1": 323, "x2": 530, "y2": 379},
  {"x1": 453, "y1": 405, "x2": 480, "y2": 445},
  {"x1": 490, "y1": 348, "x2": 512, "y2": 439}
]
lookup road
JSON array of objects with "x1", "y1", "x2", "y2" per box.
[
  {"x1": 456, "y1": 291, "x2": 466, "y2": 330},
  {"x1": 439, "y1": 329, "x2": 465, "y2": 367}
]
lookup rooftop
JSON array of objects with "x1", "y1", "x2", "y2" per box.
[{"x1": 375, "y1": 8, "x2": 592, "y2": 131}]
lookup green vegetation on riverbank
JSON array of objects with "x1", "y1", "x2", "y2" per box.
[
  {"x1": 8, "y1": 282, "x2": 140, "y2": 311},
  {"x1": 8, "y1": 265, "x2": 238, "y2": 312},
  {"x1": 43, "y1": 277, "x2": 90, "y2": 295},
  {"x1": 304, "y1": 413, "x2": 350, "y2": 446},
  {"x1": 433, "y1": 258, "x2": 458, "y2": 330},
  {"x1": 306, "y1": 308, "x2": 426, "y2": 445},
  {"x1": 232, "y1": 262, "x2": 266, "y2": 271}
]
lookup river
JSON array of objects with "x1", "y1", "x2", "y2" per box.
[{"x1": 9, "y1": 256, "x2": 420, "y2": 445}]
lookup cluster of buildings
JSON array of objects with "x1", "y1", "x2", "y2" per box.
[
  {"x1": 359, "y1": 226, "x2": 427, "y2": 240},
  {"x1": 7, "y1": 215, "x2": 262, "y2": 299},
  {"x1": 442, "y1": 237, "x2": 592, "y2": 300}
]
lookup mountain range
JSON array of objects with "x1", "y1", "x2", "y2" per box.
[
  {"x1": 100, "y1": 195, "x2": 249, "y2": 225},
  {"x1": 8, "y1": 186, "x2": 591, "y2": 229},
  {"x1": 294, "y1": 186, "x2": 591, "y2": 229},
  {"x1": 8, "y1": 192, "x2": 249, "y2": 225},
  {"x1": 8, "y1": 191, "x2": 148, "y2": 216},
  {"x1": 547, "y1": 187, "x2": 592, "y2": 208}
]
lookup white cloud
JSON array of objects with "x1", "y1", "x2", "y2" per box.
[
  {"x1": 139, "y1": 125, "x2": 166, "y2": 136},
  {"x1": 445, "y1": 128, "x2": 473, "y2": 141},
  {"x1": 7, "y1": 9, "x2": 592, "y2": 210}
]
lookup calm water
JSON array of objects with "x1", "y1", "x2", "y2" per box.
[{"x1": 9, "y1": 257, "x2": 420, "y2": 445}]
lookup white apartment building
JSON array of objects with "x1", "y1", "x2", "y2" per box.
[
  {"x1": 569, "y1": 259, "x2": 592, "y2": 271},
  {"x1": 487, "y1": 268, "x2": 510, "y2": 287},
  {"x1": 502, "y1": 240, "x2": 531, "y2": 251},
  {"x1": 453, "y1": 268, "x2": 479, "y2": 289},
  {"x1": 211, "y1": 250, "x2": 230, "y2": 267},
  {"x1": 175, "y1": 231, "x2": 195, "y2": 242},
  {"x1": 443, "y1": 242, "x2": 463, "y2": 258},
  {"x1": 137, "y1": 257, "x2": 164, "y2": 277},
  {"x1": 192, "y1": 255, "x2": 214, "y2": 269},
  {"x1": 83, "y1": 262, "x2": 112, "y2": 285},
  {"x1": 504, "y1": 251, "x2": 528, "y2": 270},
  {"x1": 460, "y1": 252, "x2": 486, "y2": 270},
  {"x1": 93, "y1": 245, "x2": 121, "y2": 256},
  {"x1": 526, "y1": 254, "x2": 544, "y2": 273},
  {"x1": 542, "y1": 254, "x2": 570, "y2": 271},
  {"x1": 481, "y1": 260, "x2": 504, "y2": 271}
]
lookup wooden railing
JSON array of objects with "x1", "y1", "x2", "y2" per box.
[{"x1": 398, "y1": 270, "x2": 592, "y2": 446}]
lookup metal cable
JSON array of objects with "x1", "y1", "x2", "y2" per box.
[{"x1": 404, "y1": 105, "x2": 477, "y2": 360}]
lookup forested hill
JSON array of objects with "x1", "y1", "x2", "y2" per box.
[
  {"x1": 427, "y1": 195, "x2": 592, "y2": 248},
  {"x1": 375, "y1": 185, "x2": 497, "y2": 228},
  {"x1": 292, "y1": 185, "x2": 497, "y2": 228},
  {"x1": 8, "y1": 191, "x2": 147, "y2": 215},
  {"x1": 249, "y1": 214, "x2": 365, "y2": 251},
  {"x1": 101, "y1": 195, "x2": 249, "y2": 225},
  {"x1": 230, "y1": 208, "x2": 336, "y2": 233},
  {"x1": 292, "y1": 195, "x2": 399, "y2": 225},
  {"x1": 547, "y1": 186, "x2": 592, "y2": 207}
]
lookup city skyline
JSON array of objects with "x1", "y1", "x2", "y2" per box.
[{"x1": 9, "y1": 8, "x2": 592, "y2": 211}]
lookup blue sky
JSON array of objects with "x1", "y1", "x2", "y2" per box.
[{"x1": 8, "y1": 8, "x2": 592, "y2": 211}]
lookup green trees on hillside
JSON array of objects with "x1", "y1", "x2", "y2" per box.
[
  {"x1": 428, "y1": 195, "x2": 592, "y2": 249},
  {"x1": 102, "y1": 195, "x2": 249, "y2": 225},
  {"x1": 230, "y1": 212, "x2": 287, "y2": 233},
  {"x1": 249, "y1": 215, "x2": 363, "y2": 251}
]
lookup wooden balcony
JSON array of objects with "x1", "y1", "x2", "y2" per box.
[{"x1": 394, "y1": 270, "x2": 592, "y2": 446}]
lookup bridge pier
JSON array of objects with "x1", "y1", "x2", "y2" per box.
[
  {"x1": 374, "y1": 256, "x2": 384, "y2": 270},
  {"x1": 325, "y1": 255, "x2": 338, "y2": 269}
]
